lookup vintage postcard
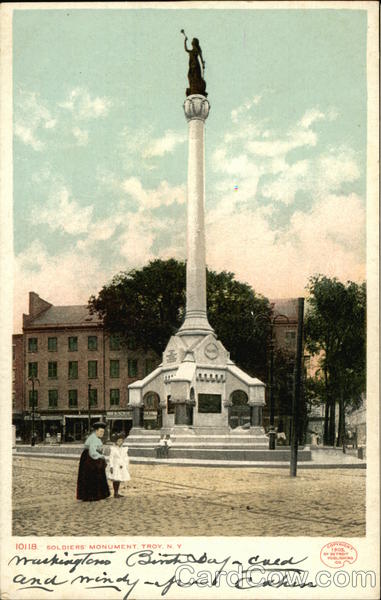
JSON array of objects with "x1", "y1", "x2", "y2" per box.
[{"x1": 0, "y1": 1, "x2": 379, "y2": 599}]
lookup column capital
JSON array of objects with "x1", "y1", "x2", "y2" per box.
[{"x1": 184, "y1": 94, "x2": 210, "y2": 122}]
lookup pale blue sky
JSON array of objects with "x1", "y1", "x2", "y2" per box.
[{"x1": 13, "y1": 7, "x2": 367, "y2": 330}]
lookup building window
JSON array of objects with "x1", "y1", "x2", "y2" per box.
[
  {"x1": 109, "y1": 334, "x2": 121, "y2": 351},
  {"x1": 88, "y1": 360, "x2": 98, "y2": 379},
  {"x1": 29, "y1": 390, "x2": 38, "y2": 408},
  {"x1": 13, "y1": 368, "x2": 16, "y2": 383},
  {"x1": 110, "y1": 359, "x2": 120, "y2": 378},
  {"x1": 68, "y1": 361, "x2": 78, "y2": 379},
  {"x1": 48, "y1": 389, "x2": 58, "y2": 408},
  {"x1": 285, "y1": 330, "x2": 296, "y2": 343},
  {"x1": 28, "y1": 338, "x2": 38, "y2": 353},
  {"x1": 68, "y1": 389, "x2": 78, "y2": 407},
  {"x1": 28, "y1": 362, "x2": 38, "y2": 378},
  {"x1": 128, "y1": 358, "x2": 138, "y2": 377},
  {"x1": 198, "y1": 393, "x2": 222, "y2": 413},
  {"x1": 88, "y1": 336, "x2": 98, "y2": 351},
  {"x1": 127, "y1": 338, "x2": 137, "y2": 350},
  {"x1": 68, "y1": 336, "x2": 78, "y2": 351},
  {"x1": 110, "y1": 389, "x2": 120, "y2": 406},
  {"x1": 89, "y1": 388, "x2": 98, "y2": 407},
  {"x1": 145, "y1": 358, "x2": 156, "y2": 376},
  {"x1": 48, "y1": 361, "x2": 58, "y2": 379},
  {"x1": 167, "y1": 396, "x2": 175, "y2": 414},
  {"x1": 12, "y1": 345, "x2": 15, "y2": 361},
  {"x1": 48, "y1": 337, "x2": 57, "y2": 352}
]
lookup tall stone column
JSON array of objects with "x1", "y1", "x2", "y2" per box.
[{"x1": 178, "y1": 94, "x2": 214, "y2": 337}]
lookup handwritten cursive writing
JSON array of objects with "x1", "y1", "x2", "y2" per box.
[{"x1": 9, "y1": 548, "x2": 312, "y2": 598}]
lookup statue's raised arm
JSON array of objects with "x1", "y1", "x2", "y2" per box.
[
  {"x1": 182, "y1": 30, "x2": 190, "y2": 54},
  {"x1": 181, "y1": 30, "x2": 207, "y2": 97}
]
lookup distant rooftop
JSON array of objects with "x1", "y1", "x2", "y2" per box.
[
  {"x1": 269, "y1": 298, "x2": 298, "y2": 322},
  {"x1": 23, "y1": 292, "x2": 102, "y2": 328},
  {"x1": 25, "y1": 304, "x2": 101, "y2": 328}
]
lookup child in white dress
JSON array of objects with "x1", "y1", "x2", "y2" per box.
[{"x1": 106, "y1": 432, "x2": 130, "y2": 498}]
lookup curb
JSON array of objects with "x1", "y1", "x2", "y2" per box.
[{"x1": 13, "y1": 451, "x2": 366, "y2": 469}]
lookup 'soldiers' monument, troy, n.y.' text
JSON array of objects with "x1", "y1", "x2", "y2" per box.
[{"x1": 127, "y1": 34, "x2": 306, "y2": 461}]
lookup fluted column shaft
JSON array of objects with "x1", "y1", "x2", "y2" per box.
[{"x1": 178, "y1": 94, "x2": 213, "y2": 336}]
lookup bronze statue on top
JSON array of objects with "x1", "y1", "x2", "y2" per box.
[{"x1": 181, "y1": 30, "x2": 207, "y2": 97}]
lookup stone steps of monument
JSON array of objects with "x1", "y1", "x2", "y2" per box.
[
  {"x1": 127, "y1": 441, "x2": 269, "y2": 448},
  {"x1": 127, "y1": 447, "x2": 312, "y2": 461},
  {"x1": 127, "y1": 435, "x2": 269, "y2": 445}
]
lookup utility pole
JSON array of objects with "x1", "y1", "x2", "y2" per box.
[
  {"x1": 27, "y1": 375, "x2": 40, "y2": 446},
  {"x1": 290, "y1": 297, "x2": 305, "y2": 477}
]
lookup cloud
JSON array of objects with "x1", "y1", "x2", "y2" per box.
[
  {"x1": 72, "y1": 126, "x2": 89, "y2": 146},
  {"x1": 31, "y1": 186, "x2": 93, "y2": 235},
  {"x1": 206, "y1": 101, "x2": 364, "y2": 296},
  {"x1": 206, "y1": 193, "x2": 365, "y2": 299},
  {"x1": 261, "y1": 147, "x2": 360, "y2": 204},
  {"x1": 59, "y1": 87, "x2": 112, "y2": 119},
  {"x1": 119, "y1": 127, "x2": 186, "y2": 172},
  {"x1": 122, "y1": 177, "x2": 186, "y2": 209},
  {"x1": 246, "y1": 127, "x2": 318, "y2": 158},
  {"x1": 231, "y1": 94, "x2": 262, "y2": 123},
  {"x1": 14, "y1": 240, "x2": 113, "y2": 332},
  {"x1": 14, "y1": 91, "x2": 56, "y2": 151},
  {"x1": 14, "y1": 87, "x2": 111, "y2": 153},
  {"x1": 142, "y1": 130, "x2": 187, "y2": 158},
  {"x1": 14, "y1": 176, "x2": 188, "y2": 331},
  {"x1": 211, "y1": 104, "x2": 358, "y2": 207}
]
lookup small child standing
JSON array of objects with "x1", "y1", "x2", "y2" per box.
[{"x1": 106, "y1": 432, "x2": 130, "y2": 498}]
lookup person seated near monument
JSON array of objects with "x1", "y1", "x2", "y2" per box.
[
  {"x1": 157, "y1": 434, "x2": 166, "y2": 458},
  {"x1": 164, "y1": 434, "x2": 172, "y2": 458},
  {"x1": 276, "y1": 429, "x2": 287, "y2": 445},
  {"x1": 275, "y1": 421, "x2": 287, "y2": 445}
]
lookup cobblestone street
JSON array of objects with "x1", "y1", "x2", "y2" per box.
[{"x1": 13, "y1": 456, "x2": 365, "y2": 537}]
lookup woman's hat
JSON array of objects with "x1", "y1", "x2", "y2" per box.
[{"x1": 93, "y1": 421, "x2": 107, "y2": 430}]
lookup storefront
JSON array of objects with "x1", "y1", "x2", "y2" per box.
[
  {"x1": 40, "y1": 415, "x2": 64, "y2": 441},
  {"x1": 12, "y1": 413, "x2": 24, "y2": 441},
  {"x1": 63, "y1": 414, "x2": 104, "y2": 442},
  {"x1": 23, "y1": 412, "x2": 43, "y2": 442},
  {"x1": 106, "y1": 410, "x2": 133, "y2": 438}
]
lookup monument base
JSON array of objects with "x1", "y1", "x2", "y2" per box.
[{"x1": 127, "y1": 330, "x2": 275, "y2": 461}]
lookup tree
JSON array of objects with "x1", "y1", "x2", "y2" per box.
[
  {"x1": 88, "y1": 258, "x2": 271, "y2": 379},
  {"x1": 304, "y1": 275, "x2": 366, "y2": 446}
]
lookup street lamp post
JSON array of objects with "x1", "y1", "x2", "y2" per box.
[
  {"x1": 27, "y1": 375, "x2": 40, "y2": 446},
  {"x1": 255, "y1": 312, "x2": 290, "y2": 450},
  {"x1": 88, "y1": 383, "x2": 91, "y2": 435}
]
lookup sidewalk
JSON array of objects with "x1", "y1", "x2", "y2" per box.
[{"x1": 13, "y1": 444, "x2": 366, "y2": 468}]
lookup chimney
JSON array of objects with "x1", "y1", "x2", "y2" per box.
[{"x1": 28, "y1": 292, "x2": 52, "y2": 319}]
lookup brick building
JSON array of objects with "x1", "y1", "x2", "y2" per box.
[
  {"x1": 12, "y1": 334, "x2": 24, "y2": 438},
  {"x1": 17, "y1": 292, "x2": 159, "y2": 442}
]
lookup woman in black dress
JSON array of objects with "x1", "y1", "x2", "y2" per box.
[{"x1": 76, "y1": 422, "x2": 110, "y2": 501}]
